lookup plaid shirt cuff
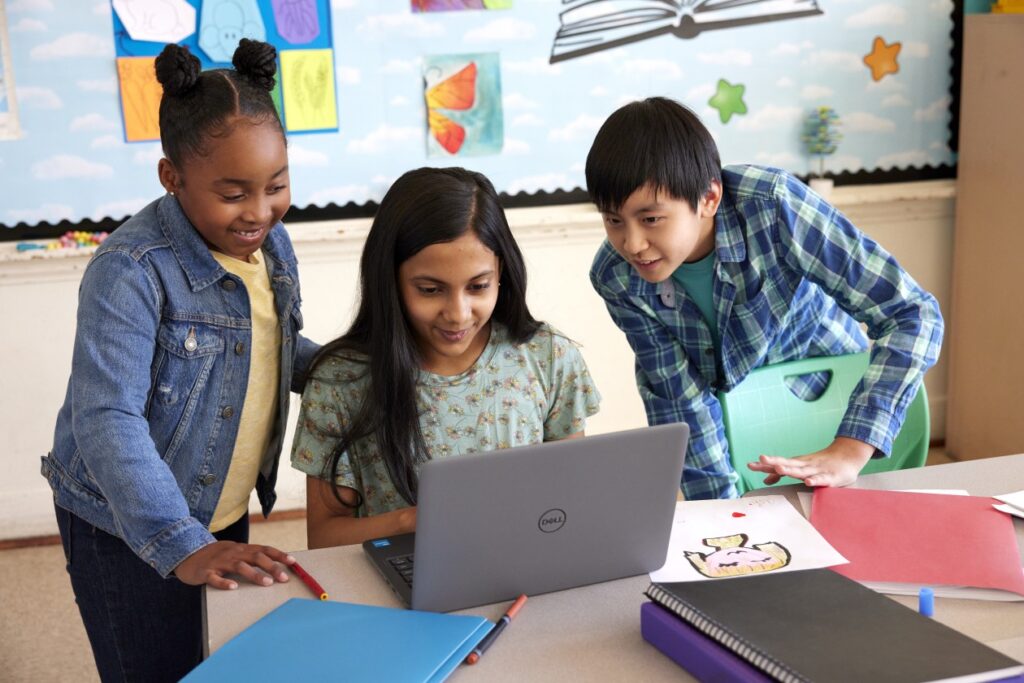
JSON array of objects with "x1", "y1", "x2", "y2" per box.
[{"x1": 836, "y1": 404, "x2": 900, "y2": 458}]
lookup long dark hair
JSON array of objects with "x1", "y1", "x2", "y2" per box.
[
  {"x1": 316, "y1": 167, "x2": 541, "y2": 507},
  {"x1": 154, "y1": 39, "x2": 283, "y2": 166}
]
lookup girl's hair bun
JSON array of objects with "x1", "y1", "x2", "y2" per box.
[
  {"x1": 154, "y1": 43, "x2": 201, "y2": 97},
  {"x1": 233, "y1": 39, "x2": 278, "y2": 91}
]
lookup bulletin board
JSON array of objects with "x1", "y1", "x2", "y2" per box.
[{"x1": 0, "y1": 0, "x2": 960, "y2": 237}]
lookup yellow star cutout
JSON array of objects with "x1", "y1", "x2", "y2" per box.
[{"x1": 863, "y1": 36, "x2": 901, "y2": 82}]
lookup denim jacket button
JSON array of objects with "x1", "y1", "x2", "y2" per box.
[
  {"x1": 234, "y1": 341, "x2": 245, "y2": 355},
  {"x1": 201, "y1": 473, "x2": 216, "y2": 486},
  {"x1": 221, "y1": 279, "x2": 237, "y2": 292},
  {"x1": 221, "y1": 406, "x2": 234, "y2": 419}
]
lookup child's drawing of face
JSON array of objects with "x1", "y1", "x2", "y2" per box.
[
  {"x1": 160, "y1": 116, "x2": 289, "y2": 261},
  {"x1": 398, "y1": 231, "x2": 501, "y2": 376},
  {"x1": 685, "y1": 533, "x2": 791, "y2": 578}
]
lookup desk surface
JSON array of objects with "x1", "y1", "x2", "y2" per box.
[{"x1": 205, "y1": 454, "x2": 1024, "y2": 680}]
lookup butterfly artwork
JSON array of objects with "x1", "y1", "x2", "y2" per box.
[{"x1": 422, "y1": 53, "x2": 503, "y2": 158}]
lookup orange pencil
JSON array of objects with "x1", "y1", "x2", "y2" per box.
[
  {"x1": 291, "y1": 560, "x2": 328, "y2": 601},
  {"x1": 465, "y1": 594, "x2": 528, "y2": 665}
]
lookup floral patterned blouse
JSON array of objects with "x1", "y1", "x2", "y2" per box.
[{"x1": 290, "y1": 323, "x2": 602, "y2": 516}]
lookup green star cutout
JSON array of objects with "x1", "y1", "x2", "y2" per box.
[{"x1": 708, "y1": 78, "x2": 747, "y2": 124}]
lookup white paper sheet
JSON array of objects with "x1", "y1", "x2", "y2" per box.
[
  {"x1": 649, "y1": 496, "x2": 847, "y2": 583},
  {"x1": 113, "y1": 0, "x2": 196, "y2": 43},
  {"x1": 995, "y1": 490, "x2": 1024, "y2": 513},
  {"x1": 995, "y1": 503, "x2": 1024, "y2": 520}
]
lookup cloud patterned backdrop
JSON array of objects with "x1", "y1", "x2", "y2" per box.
[{"x1": 0, "y1": 0, "x2": 955, "y2": 231}]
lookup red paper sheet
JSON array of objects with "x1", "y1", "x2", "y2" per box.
[{"x1": 809, "y1": 487, "x2": 1024, "y2": 595}]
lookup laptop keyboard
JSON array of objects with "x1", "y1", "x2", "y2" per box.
[{"x1": 387, "y1": 553, "x2": 415, "y2": 586}]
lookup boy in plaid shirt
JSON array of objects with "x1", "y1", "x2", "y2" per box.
[{"x1": 587, "y1": 97, "x2": 943, "y2": 499}]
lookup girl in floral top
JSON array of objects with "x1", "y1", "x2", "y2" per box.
[{"x1": 291, "y1": 167, "x2": 601, "y2": 547}]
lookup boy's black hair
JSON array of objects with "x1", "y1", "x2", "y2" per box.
[
  {"x1": 154, "y1": 39, "x2": 284, "y2": 166},
  {"x1": 313, "y1": 167, "x2": 541, "y2": 508},
  {"x1": 585, "y1": 97, "x2": 722, "y2": 213}
]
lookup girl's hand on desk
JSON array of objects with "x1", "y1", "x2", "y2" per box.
[
  {"x1": 174, "y1": 541, "x2": 296, "y2": 590},
  {"x1": 747, "y1": 437, "x2": 874, "y2": 488}
]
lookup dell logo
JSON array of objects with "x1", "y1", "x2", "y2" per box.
[{"x1": 538, "y1": 508, "x2": 566, "y2": 533}]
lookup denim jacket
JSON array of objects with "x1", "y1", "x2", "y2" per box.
[{"x1": 42, "y1": 195, "x2": 319, "y2": 577}]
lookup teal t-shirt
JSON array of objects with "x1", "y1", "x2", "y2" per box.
[{"x1": 671, "y1": 250, "x2": 719, "y2": 349}]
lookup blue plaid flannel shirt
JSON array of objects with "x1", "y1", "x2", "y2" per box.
[{"x1": 590, "y1": 165, "x2": 944, "y2": 500}]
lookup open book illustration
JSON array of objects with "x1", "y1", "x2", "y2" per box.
[{"x1": 550, "y1": 0, "x2": 824, "y2": 63}]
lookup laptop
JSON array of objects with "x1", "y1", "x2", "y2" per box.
[{"x1": 362, "y1": 422, "x2": 688, "y2": 612}]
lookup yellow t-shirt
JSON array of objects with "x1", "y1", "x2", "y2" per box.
[{"x1": 209, "y1": 249, "x2": 281, "y2": 532}]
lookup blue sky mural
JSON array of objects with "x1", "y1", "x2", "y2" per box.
[{"x1": 0, "y1": 0, "x2": 954, "y2": 229}]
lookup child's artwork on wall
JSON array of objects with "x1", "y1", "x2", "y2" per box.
[
  {"x1": 413, "y1": 0, "x2": 512, "y2": 12},
  {"x1": 649, "y1": 496, "x2": 846, "y2": 583},
  {"x1": 280, "y1": 47, "x2": 337, "y2": 132},
  {"x1": 116, "y1": 56, "x2": 163, "y2": 142},
  {"x1": 111, "y1": 0, "x2": 195, "y2": 43},
  {"x1": 550, "y1": 0, "x2": 823, "y2": 63},
  {"x1": 199, "y1": 0, "x2": 266, "y2": 62},
  {"x1": 271, "y1": 0, "x2": 322, "y2": 44},
  {"x1": 423, "y1": 53, "x2": 502, "y2": 158},
  {"x1": 110, "y1": 0, "x2": 336, "y2": 141},
  {"x1": 0, "y1": 1, "x2": 20, "y2": 141}
]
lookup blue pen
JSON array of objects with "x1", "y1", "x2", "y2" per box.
[
  {"x1": 465, "y1": 594, "x2": 528, "y2": 665},
  {"x1": 918, "y1": 587, "x2": 934, "y2": 617}
]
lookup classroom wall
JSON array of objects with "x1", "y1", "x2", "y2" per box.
[
  {"x1": 0, "y1": 180, "x2": 955, "y2": 541},
  {"x1": 0, "y1": 1, "x2": 957, "y2": 230}
]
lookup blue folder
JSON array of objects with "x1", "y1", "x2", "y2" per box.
[{"x1": 186, "y1": 598, "x2": 492, "y2": 682}]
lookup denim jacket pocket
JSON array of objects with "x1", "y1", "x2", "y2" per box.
[{"x1": 148, "y1": 321, "x2": 225, "y2": 468}]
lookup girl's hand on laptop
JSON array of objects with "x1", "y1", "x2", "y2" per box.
[
  {"x1": 174, "y1": 541, "x2": 296, "y2": 590},
  {"x1": 747, "y1": 437, "x2": 874, "y2": 488}
]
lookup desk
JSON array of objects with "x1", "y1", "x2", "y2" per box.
[{"x1": 205, "y1": 454, "x2": 1024, "y2": 680}]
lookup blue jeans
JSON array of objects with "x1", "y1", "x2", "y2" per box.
[{"x1": 55, "y1": 503, "x2": 248, "y2": 682}]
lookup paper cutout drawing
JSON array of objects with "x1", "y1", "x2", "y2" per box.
[
  {"x1": 271, "y1": 0, "x2": 321, "y2": 44},
  {"x1": 412, "y1": 0, "x2": 512, "y2": 11},
  {"x1": 863, "y1": 36, "x2": 901, "y2": 82},
  {"x1": 685, "y1": 534, "x2": 791, "y2": 578},
  {"x1": 112, "y1": 0, "x2": 196, "y2": 44},
  {"x1": 280, "y1": 48, "x2": 337, "y2": 132},
  {"x1": 0, "y1": 12, "x2": 20, "y2": 141},
  {"x1": 425, "y1": 63, "x2": 476, "y2": 154},
  {"x1": 422, "y1": 53, "x2": 503, "y2": 157},
  {"x1": 116, "y1": 56, "x2": 163, "y2": 142},
  {"x1": 199, "y1": 0, "x2": 267, "y2": 63},
  {"x1": 550, "y1": 0, "x2": 823, "y2": 63}
]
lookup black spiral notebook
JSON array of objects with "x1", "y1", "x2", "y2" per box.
[{"x1": 645, "y1": 569, "x2": 1024, "y2": 683}]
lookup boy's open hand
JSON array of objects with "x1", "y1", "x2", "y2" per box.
[
  {"x1": 747, "y1": 436, "x2": 875, "y2": 488},
  {"x1": 174, "y1": 541, "x2": 296, "y2": 590}
]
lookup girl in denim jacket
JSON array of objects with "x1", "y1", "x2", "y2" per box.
[{"x1": 41, "y1": 40, "x2": 318, "y2": 682}]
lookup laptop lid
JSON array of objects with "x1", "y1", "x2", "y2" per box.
[{"x1": 372, "y1": 422, "x2": 686, "y2": 612}]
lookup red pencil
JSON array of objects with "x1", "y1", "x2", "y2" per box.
[{"x1": 291, "y1": 560, "x2": 328, "y2": 600}]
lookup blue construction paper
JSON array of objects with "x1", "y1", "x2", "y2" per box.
[{"x1": 185, "y1": 598, "x2": 491, "y2": 682}]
